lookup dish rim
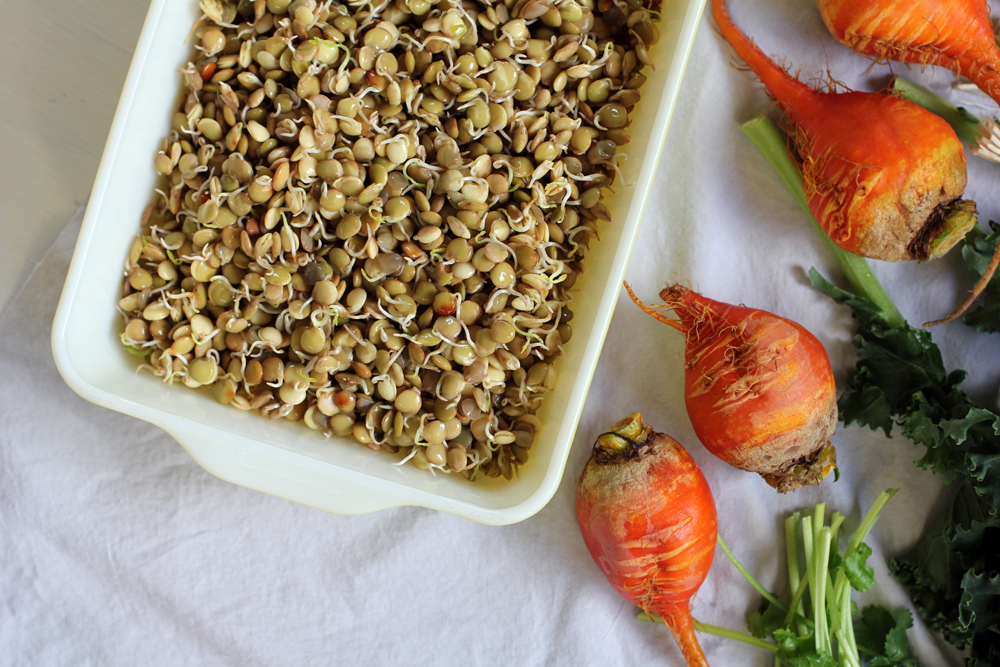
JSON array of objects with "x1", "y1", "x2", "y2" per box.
[{"x1": 51, "y1": 0, "x2": 709, "y2": 525}]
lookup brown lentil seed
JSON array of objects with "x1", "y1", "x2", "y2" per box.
[
  {"x1": 394, "y1": 389, "x2": 421, "y2": 415},
  {"x1": 120, "y1": 0, "x2": 654, "y2": 481}
]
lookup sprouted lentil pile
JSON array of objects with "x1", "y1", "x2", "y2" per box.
[{"x1": 118, "y1": 0, "x2": 660, "y2": 479}]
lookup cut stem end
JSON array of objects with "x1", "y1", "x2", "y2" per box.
[
  {"x1": 763, "y1": 442, "x2": 838, "y2": 493},
  {"x1": 595, "y1": 412, "x2": 651, "y2": 453},
  {"x1": 924, "y1": 199, "x2": 978, "y2": 261}
]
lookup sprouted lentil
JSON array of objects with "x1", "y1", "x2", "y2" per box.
[{"x1": 118, "y1": 0, "x2": 660, "y2": 480}]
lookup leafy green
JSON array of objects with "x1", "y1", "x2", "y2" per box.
[
  {"x1": 840, "y1": 542, "x2": 876, "y2": 593},
  {"x1": 693, "y1": 493, "x2": 913, "y2": 667},
  {"x1": 748, "y1": 596, "x2": 788, "y2": 640},
  {"x1": 772, "y1": 629, "x2": 838, "y2": 667},
  {"x1": 742, "y1": 115, "x2": 1000, "y2": 666},
  {"x1": 959, "y1": 222, "x2": 1000, "y2": 333},
  {"x1": 641, "y1": 495, "x2": 916, "y2": 666},
  {"x1": 854, "y1": 607, "x2": 916, "y2": 667},
  {"x1": 811, "y1": 275, "x2": 1000, "y2": 659}
]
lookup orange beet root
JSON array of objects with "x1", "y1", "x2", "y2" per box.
[
  {"x1": 626, "y1": 282, "x2": 838, "y2": 492},
  {"x1": 576, "y1": 413, "x2": 717, "y2": 667},
  {"x1": 818, "y1": 0, "x2": 1000, "y2": 107},
  {"x1": 713, "y1": 0, "x2": 978, "y2": 262}
]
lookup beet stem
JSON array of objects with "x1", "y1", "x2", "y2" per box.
[
  {"x1": 692, "y1": 621, "x2": 779, "y2": 653},
  {"x1": 640, "y1": 612, "x2": 780, "y2": 653},
  {"x1": 785, "y1": 512, "x2": 808, "y2": 634},
  {"x1": 717, "y1": 535, "x2": 789, "y2": 613}
]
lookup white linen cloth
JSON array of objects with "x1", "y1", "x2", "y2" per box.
[{"x1": 4, "y1": 1, "x2": 999, "y2": 664}]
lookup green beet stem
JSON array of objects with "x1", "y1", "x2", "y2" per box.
[
  {"x1": 694, "y1": 621, "x2": 780, "y2": 653},
  {"x1": 718, "y1": 535, "x2": 788, "y2": 613},
  {"x1": 891, "y1": 76, "x2": 983, "y2": 145},
  {"x1": 832, "y1": 489, "x2": 899, "y2": 605},
  {"x1": 637, "y1": 612, "x2": 780, "y2": 653}
]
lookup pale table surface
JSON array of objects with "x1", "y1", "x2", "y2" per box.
[
  {"x1": 3, "y1": 1, "x2": 997, "y2": 666},
  {"x1": 0, "y1": 2, "x2": 148, "y2": 312}
]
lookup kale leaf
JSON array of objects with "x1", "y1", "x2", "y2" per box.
[
  {"x1": 960, "y1": 222, "x2": 1000, "y2": 334},
  {"x1": 810, "y1": 269, "x2": 1000, "y2": 666}
]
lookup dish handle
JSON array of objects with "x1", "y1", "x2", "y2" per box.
[{"x1": 164, "y1": 422, "x2": 413, "y2": 515}]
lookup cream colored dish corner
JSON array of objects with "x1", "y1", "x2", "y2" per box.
[{"x1": 52, "y1": 0, "x2": 708, "y2": 525}]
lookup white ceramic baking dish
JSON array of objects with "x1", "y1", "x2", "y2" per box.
[{"x1": 52, "y1": 0, "x2": 707, "y2": 524}]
